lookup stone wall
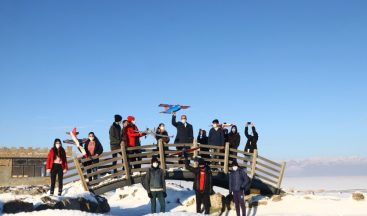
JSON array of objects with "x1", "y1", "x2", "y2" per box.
[{"x1": 0, "y1": 146, "x2": 73, "y2": 158}]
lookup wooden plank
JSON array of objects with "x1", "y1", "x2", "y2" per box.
[
  {"x1": 255, "y1": 167, "x2": 280, "y2": 179},
  {"x1": 88, "y1": 170, "x2": 126, "y2": 185},
  {"x1": 229, "y1": 148, "x2": 253, "y2": 156},
  {"x1": 224, "y1": 142, "x2": 230, "y2": 174},
  {"x1": 127, "y1": 151, "x2": 159, "y2": 159},
  {"x1": 166, "y1": 164, "x2": 186, "y2": 168},
  {"x1": 127, "y1": 144, "x2": 157, "y2": 151},
  {"x1": 193, "y1": 139, "x2": 198, "y2": 168},
  {"x1": 73, "y1": 156, "x2": 88, "y2": 191},
  {"x1": 202, "y1": 158, "x2": 224, "y2": 163},
  {"x1": 255, "y1": 173, "x2": 278, "y2": 185},
  {"x1": 228, "y1": 154, "x2": 250, "y2": 162},
  {"x1": 236, "y1": 162, "x2": 251, "y2": 169},
  {"x1": 130, "y1": 160, "x2": 151, "y2": 166},
  {"x1": 198, "y1": 144, "x2": 225, "y2": 150},
  {"x1": 256, "y1": 161, "x2": 281, "y2": 173},
  {"x1": 83, "y1": 156, "x2": 123, "y2": 170},
  {"x1": 80, "y1": 149, "x2": 122, "y2": 163},
  {"x1": 120, "y1": 142, "x2": 131, "y2": 183},
  {"x1": 131, "y1": 168, "x2": 149, "y2": 173},
  {"x1": 158, "y1": 139, "x2": 166, "y2": 171},
  {"x1": 164, "y1": 143, "x2": 193, "y2": 148},
  {"x1": 85, "y1": 163, "x2": 125, "y2": 178},
  {"x1": 257, "y1": 155, "x2": 282, "y2": 168},
  {"x1": 276, "y1": 162, "x2": 286, "y2": 190},
  {"x1": 198, "y1": 150, "x2": 225, "y2": 156}
]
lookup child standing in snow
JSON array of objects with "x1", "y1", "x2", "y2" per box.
[
  {"x1": 46, "y1": 138, "x2": 68, "y2": 196},
  {"x1": 145, "y1": 156, "x2": 166, "y2": 213},
  {"x1": 229, "y1": 161, "x2": 250, "y2": 216}
]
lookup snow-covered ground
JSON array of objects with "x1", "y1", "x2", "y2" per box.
[{"x1": 1, "y1": 176, "x2": 366, "y2": 216}]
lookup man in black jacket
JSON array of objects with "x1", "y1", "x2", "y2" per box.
[
  {"x1": 171, "y1": 112, "x2": 194, "y2": 151},
  {"x1": 208, "y1": 119, "x2": 224, "y2": 165},
  {"x1": 146, "y1": 156, "x2": 166, "y2": 213},
  {"x1": 109, "y1": 114, "x2": 122, "y2": 174},
  {"x1": 184, "y1": 153, "x2": 212, "y2": 214},
  {"x1": 244, "y1": 122, "x2": 258, "y2": 154}
]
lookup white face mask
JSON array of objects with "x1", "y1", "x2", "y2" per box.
[
  {"x1": 160, "y1": 126, "x2": 165, "y2": 131},
  {"x1": 233, "y1": 166, "x2": 238, "y2": 171},
  {"x1": 213, "y1": 124, "x2": 218, "y2": 128},
  {"x1": 152, "y1": 162, "x2": 159, "y2": 168},
  {"x1": 55, "y1": 144, "x2": 61, "y2": 149},
  {"x1": 181, "y1": 119, "x2": 186, "y2": 124},
  {"x1": 89, "y1": 137, "x2": 94, "y2": 141},
  {"x1": 232, "y1": 129, "x2": 236, "y2": 133},
  {"x1": 132, "y1": 121, "x2": 136, "y2": 124}
]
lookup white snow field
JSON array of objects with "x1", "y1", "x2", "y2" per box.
[{"x1": 0, "y1": 176, "x2": 366, "y2": 216}]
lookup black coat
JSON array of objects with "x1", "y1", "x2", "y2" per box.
[
  {"x1": 228, "y1": 126, "x2": 240, "y2": 149},
  {"x1": 244, "y1": 126, "x2": 258, "y2": 153},
  {"x1": 155, "y1": 130, "x2": 170, "y2": 144},
  {"x1": 84, "y1": 138, "x2": 104, "y2": 157},
  {"x1": 197, "y1": 134, "x2": 208, "y2": 145},
  {"x1": 184, "y1": 159, "x2": 213, "y2": 195},
  {"x1": 109, "y1": 123, "x2": 122, "y2": 148},
  {"x1": 172, "y1": 116, "x2": 194, "y2": 144},
  {"x1": 208, "y1": 128, "x2": 224, "y2": 146}
]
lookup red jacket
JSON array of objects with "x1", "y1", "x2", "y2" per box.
[
  {"x1": 125, "y1": 123, "x2": 145, "y2": 147},
  {"x1": 46, "y1": 148, "x2": 68, "y2": 170}
]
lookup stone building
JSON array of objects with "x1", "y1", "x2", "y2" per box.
[{"x1": 0, "y1": 146, "x2": 72, "y2": 186}]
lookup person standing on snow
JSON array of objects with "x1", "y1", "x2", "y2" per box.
[
  {"x1": 228, "y1": 125, "x2": 241, "y2": 163},
  {"x1": 46, "y1": 138, "x2": 68, "y2": 196},
  {"x1": 229, "y1": 161, "x2": 251, "y2": 216},
  {"x1": 184, "y1": 152, "x2": 213, "y2": 214},
  {"x1": 124, "y1": 115, "x2": 146, "y2": 169},
  {"x1": 109, "y1": 114, "x2": 122, "y2": 174},
  {"x1": 244, "y1": 122, "x2": 258, "y2": 154},
  {"x1": 145, "y1": 156, "x2": 167, "y2": 213}
]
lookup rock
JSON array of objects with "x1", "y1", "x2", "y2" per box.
[
  {"x1": 210, "y1": 193, "x2": 225, "y2": 213},
  {"x1": 185, "y1": 197, "x2": 195, "y2": 207},
  {"x1": 41, "y1": 196, "x2": 58, "y2": 205},
  {"x1": 352, "y1": 192, "x2": 365, "y2": 201},
  {"x1": 3, "y1": 200, "x2": 34, "y2": 214},
  {"x1": 96, "y1": 195, "x2": 110, "y2": 213},
  {"x1": 59, "y1": 198, "x2": 82, "y2": 210},
  {"x1": 79, "y1": 197, "x2": 98, "y2": 213},
  {"x1": 34, "y1": 204, "x2": 54, "y2": 211},
  {"x1": 271, "y1": 195, "x2": 282, "y2": 202}
]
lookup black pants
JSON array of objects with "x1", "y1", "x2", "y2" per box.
[
  {"x1": 50, "y1": 164, "x2": 63, "y2": 195},
  {"x1": 196, "y1": 191, "x2": 211, "y2": 214},
  {"x1": 111, "y1": 152, "x2": 123, "y2": 174},
  {"x1": 84, "y1": 158, "x2": 99, "y2": 182}
]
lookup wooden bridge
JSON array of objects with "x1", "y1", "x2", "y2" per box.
[{"x1": 63, "y1": 140, "x2": 286, "y2": 196}]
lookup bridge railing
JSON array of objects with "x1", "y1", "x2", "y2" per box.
[{"x1": 68, "y1": 139, "x2": 286, "y2": 193}]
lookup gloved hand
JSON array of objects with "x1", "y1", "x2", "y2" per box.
[
  {"x1": 163, "y1": 192, "x2": 167, "y2": 198},
  {"x1": 148, "y1": 193, "x2": 152, "y2": 198}
]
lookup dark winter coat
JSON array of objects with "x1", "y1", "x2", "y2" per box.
[
  {"x1": 109, "y1": 122, "x2": 122, "y2": 150},
  {"x1": 184, "y1": 159, "x2": 213, "y2": 195},
  {"x1": 172, "y1": 116, "x2": 194, "y2": 144},
  {"x1": 197, "y1": 131, "x2": 208, "y2": 145},
  {"x1": 146, "y1": 167, "x2": 166, "y2": 193},
  {"x1": 228, "y1": 126, "x2": 241, "y2": 149},
  {"x1": 229, "y1": 168, "x2": 251, "y2": 193},
  {"x1": 155, "y1": 130, "x2": 170, "y2": 144},
  {"x1": 244, "y1": 126, "x2": 258, "y2": 153},
  {"x1": 208, "y1": 128, "x2": 224, "y2": 146},
  {"x1": 84, "y1": 138, "x2": 104, "y2": 157}
]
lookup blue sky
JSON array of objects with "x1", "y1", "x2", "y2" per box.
[{"x1": 0, "y1": 0, "x2": 366, "y2": 160}]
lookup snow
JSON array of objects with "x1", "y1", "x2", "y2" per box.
[{"x1": 1, "y1": 177, "x2": 366, "y2": 216}]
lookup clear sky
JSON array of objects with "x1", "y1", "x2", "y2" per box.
[{"x1": 0, "y1": 0, "x2": 366, "y2": 160}]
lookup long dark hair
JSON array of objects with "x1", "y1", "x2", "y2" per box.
[{"x1": 53, "y1": 138, "x2": 66, "y2": 160}]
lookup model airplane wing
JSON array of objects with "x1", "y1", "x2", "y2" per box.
[
  {"x1": 159, "y1": 104, "x2": 172, "y2": 107},
  {"x1": 180, "y1": 106, "x2": 190, "y2": 109}
]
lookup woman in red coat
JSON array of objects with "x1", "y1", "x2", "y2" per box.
[{"x1": 46, "y1": 138, "x2": 68, "y2": 196}]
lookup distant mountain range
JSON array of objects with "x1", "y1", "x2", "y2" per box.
[{"x1": 284, "y1": 156, "x2": 367, "y2": 177}]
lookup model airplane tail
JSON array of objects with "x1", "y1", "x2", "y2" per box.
[{"x1": 67, "y1": 127, "x2": 88, "y2": 158}]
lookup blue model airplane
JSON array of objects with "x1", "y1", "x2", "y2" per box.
[{"x1": 159, "y1": 104, "x2": 191, "y2": 114}]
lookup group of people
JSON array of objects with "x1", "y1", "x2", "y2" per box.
[{"x1": 45, "y1": 112, "x2": 259, "y2": 216}]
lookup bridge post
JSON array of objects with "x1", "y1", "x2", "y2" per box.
[
  {"x1": 158, "y1": 139, "x2": 166, "y2": 172},
  {"x1": 73, "y1": 156, "x2": 88, "y2": 191},
  {"x1": 251, "y1": 149, "x2": 257, "y2": 178},
  {"x1": 276, "y1": 161, "x2": 286, "y2": 194},
  {"x1": 120, "y1": 142, "x2": 131, "y2": 183},
  {"x1": 224, "y1": 142, "x2": 230, "y2": 174},
  {"x1": 193, "y1": 139, "x2": 198, "y2": 168}
]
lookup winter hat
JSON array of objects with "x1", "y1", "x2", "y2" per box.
[
  {"x1": 151, "y1": 156, "x2": 159, "y2": 164},
  {"x1": 198, "y1": 158, "x2": 205, "y2": 166},
  {"x1": 231, "y1": 160, "x2": 239, "y2": 167},
  {"x1": 114, "y1": 114, "x2": 122, "y2": 122},
  {"x1": 212, "y1": 119, "x2": 219, "y2": 124},
  {"x1": 127, "y1": 116, "x2": 135, "y2": 122}
]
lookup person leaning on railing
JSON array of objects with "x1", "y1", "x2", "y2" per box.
[
  {"x1": 208, "y1": 119, "x2": 224, "y2": 166},
  {"x1": 83, "y1": 132, "x2": 104, "y2": 182}
]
